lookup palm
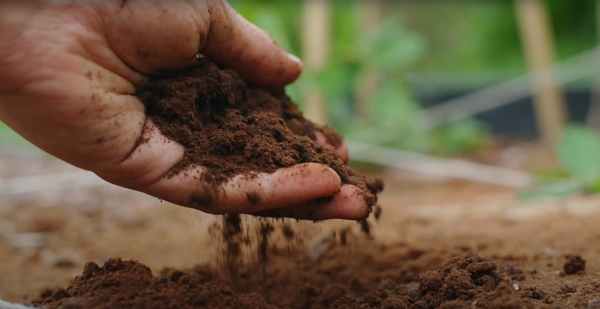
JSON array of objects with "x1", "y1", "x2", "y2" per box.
[{"x1": 0, "y1": 1, "x2": 367, "y2": 220}]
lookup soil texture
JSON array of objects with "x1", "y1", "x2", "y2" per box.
[
  {"x1": 2, "y1": 162, "x2": 600, "y2": 308},
  {"x1": 36, "y1": 241, "x2": 564, "y2": 309},
  {"x1": 139, "y1": 59, "x2": 382, "y2": 212}
]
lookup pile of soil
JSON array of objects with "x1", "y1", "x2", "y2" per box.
[
  {"x1": 36, "y1": 241, "x2": 556, "y2": 309},
  {"x1": 139, "y1": 58, "x2": 383, "y2": 214}
]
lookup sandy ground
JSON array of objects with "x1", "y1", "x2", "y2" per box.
[{"x1": 1, "y1": 143, "x2": 600, "y2": 307}]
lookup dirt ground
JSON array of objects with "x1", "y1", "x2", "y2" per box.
[{"x1": 1, "y1": 143, "x2": 600, "y2": 308}]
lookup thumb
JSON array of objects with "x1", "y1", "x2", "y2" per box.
[{"x1": 202, "y1": 1, "x2": 303, "y2": 89}]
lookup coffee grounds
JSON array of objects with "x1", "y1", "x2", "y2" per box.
[
  {"x1": 36, "y1": 246, "x2": 548, "y2": 309},
  {"x1": 139, "y1": 59, "x2": 383, "y2": 213}
]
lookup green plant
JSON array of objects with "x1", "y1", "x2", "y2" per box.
[
  {"x1": 0, "y1": 121, "x2": 31, "y2": 148},
  {"x1": 227, "y1": 1, "x2": 490, "y2": 156},
  {"x1": 342, "y1": 16, "x2": 489, "y2": 155},
  {"x1": 519, "y1": 124, "x2": 600, "y2": 201}
]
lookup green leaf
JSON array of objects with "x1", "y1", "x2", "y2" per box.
[
  {"x1": 588, "y1": 178, "x2": 600, "y2": 193},
  {"x1": 368, "y1": 79, "x2": 420, "y2": 127},
  {"x1": 357, "y1": 17, "x2": 426, "y2": 72},
  {"x1": 315, "y1": 63, "x2": 358, "y2": 99},
  {"x1": 557, "y1": 124, "x2": 600, "y2": 182},
  {"x1": 431, "y1": 118, "x2": 489, "y2": 156},
  {"x1": 518, "y1": 179, "x2": 588, "y2": 202}
]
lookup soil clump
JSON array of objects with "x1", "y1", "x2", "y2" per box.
[
  {"x1": 139, "y1": 59, "x2": 382, "y2": 213},
  {"x1": 563, "y1": 255, "x2": 586, "y2": 275}
]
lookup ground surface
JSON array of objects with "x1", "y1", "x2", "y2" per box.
[{"x1": 1, "y1": 142, "x2": 600, "y2": 308}]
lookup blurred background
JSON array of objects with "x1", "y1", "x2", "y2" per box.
[
  {"x1": 226, "y1": 0, "x2": 600, "y2": 196},
  {"x1": 3, "y1": 0, "x2": 600, "y2": 304},
  {"x1": 236, "y1": 0, "x2": 595, "y2": 136}
]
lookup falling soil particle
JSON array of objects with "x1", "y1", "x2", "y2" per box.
[
  {"x1": 139, "y1": 59, "x2": 382, "y2": 214},
  {"x1": 135, "y1": 60, "x2": 385, "y2": 296},
  {"x1": 563, "y1": 255, "x2": 586, "y2": 275},
  {"x1": 35, "y1": 245, "x2": 553, "y2": 309}
]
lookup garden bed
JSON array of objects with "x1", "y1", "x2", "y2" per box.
[{"x1": 1, "y1": 167, "x2": 599, "y2": 308}]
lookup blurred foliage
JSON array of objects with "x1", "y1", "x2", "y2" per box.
[
  {"x1": 230, "y1": 0, "x2": 598, "y2": 156},
  {"x1": 391, "y1": 1, "x2": 524, "y2": 72},
  {"x1": 519, "y1": 124, "x2": 600, "y2": 201},
  {"x1": 547, "y1": 0, "x2": 597, "y2": 60},
  {"x1": 230, "y1": 0, "x2": 490, "y2": 156},
  {"x1": 394, "y1": 0, "x2": 597, "y2": 72},
  {"x1": 431, "y1": 119, "x2": 490, "y2": 156},
  {"x1": 557, "y1": 125, "x2": 600, "y2": 182}
]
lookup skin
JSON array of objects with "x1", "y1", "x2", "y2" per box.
[{"x1": 0, "y1": 0, "x2": 368, "y2": 220}]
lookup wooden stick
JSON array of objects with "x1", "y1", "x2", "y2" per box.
[
  {"x1": 301, "y1": 0, "x2": 331, "y2": 125},
  {"x1": 348, "y1": 141, "x2": 533, "y2": 188},
  {"x1": 514, "y1": 0, "x2": 568, "y2": 142}
]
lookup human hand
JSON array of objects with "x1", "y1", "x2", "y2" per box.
[{"x1": 0, "y1": 0, "x2": 367, "y2": 220}]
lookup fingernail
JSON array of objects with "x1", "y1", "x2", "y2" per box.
[{"x1": 288, "y1": 53, "x2": 303, "y2": 66}]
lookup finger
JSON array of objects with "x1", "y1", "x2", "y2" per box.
[
  {"x1": 314, "y1": 131, "x2": 349, "y2": 163},
  {"x1": 142, "y1": 163, "x2": 342, "y2": 214},
  {"x1": 252, "y1": 185, "x2": 369, "y2": 221},
  {"x1": 90, "y1": 0, "x2": 302, "y2": 88},
  {"x1": 202, "y1": 1, "x2": 302, "y2": 88},
  {"x1": 337, "y1": 142, "x2": 349, "y2": 164},
  {"x1": 89, "y1": 0, "x2": 211, "y2": 74}
]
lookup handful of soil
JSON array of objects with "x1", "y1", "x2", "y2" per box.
[{"x1": 139, "y1": 59, "x2": 382, "y2": 217}]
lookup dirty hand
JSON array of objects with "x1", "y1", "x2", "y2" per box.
[{"x1": 0, "y1": 1, "x2": 368, "y2": 220}]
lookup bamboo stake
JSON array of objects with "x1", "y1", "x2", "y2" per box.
[
  {"x1": 348, "y1": 140, "x2": 533, "y2": 188},
  {"x1": 514, "y1": 0, "x2": 568, "y2": 142},
  {"x1": 301, "y1": 0, "x2": 331, "y2": 125}
]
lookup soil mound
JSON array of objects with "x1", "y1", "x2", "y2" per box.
[
  {"x1": 36, "y1": 244, "x2": 548, "y2": 309},
  {"x1": 37, "y1": 258, "x2": 275, "y2": 309},
  {"x1": 139, "y1": 59, "x2": 382, "y2": 212}
]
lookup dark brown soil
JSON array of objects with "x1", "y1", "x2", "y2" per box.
[
  {"x1": 36, "y1": 241, "x2": 553, "y2": 309},
  {"x1": 139, "y1": 59, "x2": 382, "y2": 212}
]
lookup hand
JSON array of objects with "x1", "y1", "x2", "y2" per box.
[{"x1": 0, "y1": 0, "x2": 367, "y2": 220}]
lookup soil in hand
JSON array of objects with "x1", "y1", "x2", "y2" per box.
[
  {"x1": 139, "y1": 59, "x2": 383, "y2": 214},
  {"x1": 36, "y1": 243, "x2": 551, "y2": 309}
]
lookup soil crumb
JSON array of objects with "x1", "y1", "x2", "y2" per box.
[
  {"x1": 36, "y1": 244, "x2": 551, "y2": 309},
  {"x1": 139, "y1": 59, "x2": 382, "y2": 213},
  {"x1": 563, "y1": 255, "x2": 586, "y2": 275}
]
